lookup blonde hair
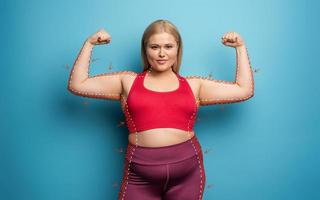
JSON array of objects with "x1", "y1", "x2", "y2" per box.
[{"x1": 141, "y1": 19, "x2": 183, "y2": 74}]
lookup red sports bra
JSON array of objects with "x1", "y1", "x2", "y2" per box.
[{"x1": 122, "y1": 70, "x2": 198, "y2": 134}]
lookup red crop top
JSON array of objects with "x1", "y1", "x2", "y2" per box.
[{"x1": 122, "y1": 70, "x2": 198, "y2": 133}]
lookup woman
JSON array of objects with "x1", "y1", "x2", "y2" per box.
[{"x1": 67, "y1": 19, "x2": 254, "y2": 200}]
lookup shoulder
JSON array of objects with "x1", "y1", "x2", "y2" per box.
[
  {"x1": 185, "y1": 74, "x2": 215, "y2": 83},
  {"x1": 117, "y1": 70, "x2": 139, "y2": 81},
  {"x1": 178, "y1": 74, "x2": 204, "y2": 91},
  {"x1": 183, "y1": 74, "x2": 205, "y2": 86},
  {"x1": 120, "y1": 70, "x2": 144, "y2": 87},
  {"x1": 117, "y1": 70, "x2": 138, "y2": 77},
  {"x1": 183, "y1": 74, "x2": 217, "y2": 91}
]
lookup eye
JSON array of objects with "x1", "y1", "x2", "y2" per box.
[
  {"x1": 150, "y1": 46, "x2": 158, "y2": 50},
  {"x1": 165, "y1": 45, "x2": 173, "y2": 49}
]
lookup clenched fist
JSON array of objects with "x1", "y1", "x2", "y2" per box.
[
  {"x1": 87, "y1": 28, "x2": 111, "y2": 45},
  {"x1": 221, "y1": 32, "x2": 245, "y2": 48}
]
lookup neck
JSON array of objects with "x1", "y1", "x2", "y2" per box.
[{"x1": 148, "y1": 67, "x2": 175, "y2": 78}]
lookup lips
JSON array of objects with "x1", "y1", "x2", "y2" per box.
[{"x1": 156, "y1": 60, "x2": 168, "y2": 64}]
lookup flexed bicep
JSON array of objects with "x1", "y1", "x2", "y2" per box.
[
  {"x1": 199, "y1": 78, "x2": 253, "y2": 105},
  {"x1": 67, "y1": 28, "x2": 133, "y2": 101},
  {"x1": 68, "y1": 70, "x2": 136, "y2": 101},
  {"x1": 193, "y1": 32, "x2": 254, "y2": 106}
]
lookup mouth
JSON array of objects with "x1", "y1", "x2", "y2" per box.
[{"x1": 156, "y1": 60, "x2": 168, "y2": 64}]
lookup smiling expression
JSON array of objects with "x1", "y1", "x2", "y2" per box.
[{"x1": 146, "y1": 32, "x2": 178, "y2": 72}]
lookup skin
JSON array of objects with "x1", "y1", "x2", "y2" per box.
[
  {"x1": 130, "y1": 32, "x2": 195, "y2": 146},
  {"x1": 68, "y1": 28, "x2": 254, "y2": 147},
  {"x1": 68, "y1": 28, "x2": 252, "y2": 200},
  {"x1": 146, "y1": 32, "x2": 178, "y2": 77}
]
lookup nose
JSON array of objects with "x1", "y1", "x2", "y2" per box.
[{"x1": 159, "y1": 48, "x2": 165, "y2": 57}]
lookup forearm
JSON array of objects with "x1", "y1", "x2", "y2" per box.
[
  {"x1": 68, "y1": 40, "x2": 94, "y2": 90},
  {"x1": 235, "y1": 45, "x2": 254, "y2": 96}
]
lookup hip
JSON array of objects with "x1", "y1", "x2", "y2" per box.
[{"x1": 125, "y1": 133, "x2": 202, "y2": 165}]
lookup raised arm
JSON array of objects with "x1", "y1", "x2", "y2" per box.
[
  {"x1": 67, "y1": 28, "x2": 130, "y2": 101},
  {"x1": 190, "y1": 32, "x2": 254, "y2": 106}
]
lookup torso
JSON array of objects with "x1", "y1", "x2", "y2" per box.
[{"x1": 121, "y1": 71, "x2": 201, "y2": 147}]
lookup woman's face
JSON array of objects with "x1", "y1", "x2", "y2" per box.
[{"x1": 146, "y1": 32, "x2": 178, "y2": 72}]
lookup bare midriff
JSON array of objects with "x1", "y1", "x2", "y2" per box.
[{"x1": 128, "y1": 128, "x2": 195, "y2": 147}]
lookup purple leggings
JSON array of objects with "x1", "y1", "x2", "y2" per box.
[{"x1": 118, "y1": 135, "x2": 206, "y2": 200}]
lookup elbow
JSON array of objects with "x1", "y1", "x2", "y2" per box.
[
  {"x1": 248, "y1": 91, "x2": 254, "y2": 99},
  {"x1": 239, "y1": 84, "x2": 254, "y2": 100},
  {"x1": 245, "y1": 90, "x2": 254, "y2": 100},
  {"x1": 67, "y1": 84, "x2": 76, "y2": 94},
  {"x1": 240, "y1": 88, "x2": 254, "y2": 100},
  {"x1": 67, "y1": 83, "x2": 81, "y2": 95}
]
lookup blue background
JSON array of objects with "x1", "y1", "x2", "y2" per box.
[{"x1": 1, "y1": 0, "x2": 319, "y2": 199}]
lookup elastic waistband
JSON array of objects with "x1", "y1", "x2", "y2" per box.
[{"x1": 125, "y1": 135, "x2": 202, "y2": 165}]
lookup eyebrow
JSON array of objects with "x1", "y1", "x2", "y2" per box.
[{"x1": 149, "y1": 43, "x2": 175, "y2": 46}]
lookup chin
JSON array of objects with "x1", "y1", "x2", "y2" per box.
[
  {"x1": 154, "y1": 67, "x2": 172, "y2": 72},
  {"x1": 152, "y1": 64, "x2": 174, "y2": 71}
]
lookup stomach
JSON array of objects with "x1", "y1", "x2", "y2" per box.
[{"x1": 128, "y1": 128, "x2": 195, "y2": 147}]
